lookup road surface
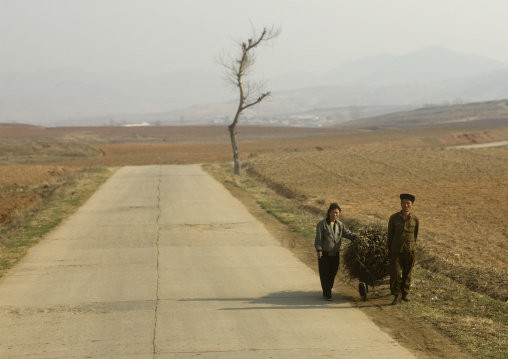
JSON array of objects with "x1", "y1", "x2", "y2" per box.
[{"x1": 0, "y1": 165, "x2": 416, "y2": 358}]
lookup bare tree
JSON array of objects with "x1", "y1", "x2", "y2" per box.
[{"x1": 217, "y1": 25, "x2": 281, "y2": 175}]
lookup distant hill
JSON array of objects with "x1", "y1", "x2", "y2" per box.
[
  {"x1": 270, "y1": 47, "x2": 508, "y2": 90},
  {"x1": 269, "y1": 67, "x2": 508, "y2": 109},
  {"x1": 177, "y1": 68, "x2": 508, "y2": 126},
  {"x1": 336, "y1": 99, "x2": 508, "y2": 129},
  {"x1": 1, "y1": 47, "x2": 508, "y2": 126}
]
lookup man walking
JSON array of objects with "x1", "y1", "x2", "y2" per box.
[{"x1": 387, "y1": 193, "x2": 419, "y2": 305}]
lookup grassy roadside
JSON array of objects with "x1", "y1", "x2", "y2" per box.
[
  {"x1": 203, "y1": 162, "x2": 508, "y2": 359},
  {"x1": 0, "y1": 166, "x2": 114, "y2": 278}
]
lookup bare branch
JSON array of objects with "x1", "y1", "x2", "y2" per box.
[
  {"x1": 217, "y1": 25, "x2": 281, "y2": 96},
  {"x1": 241, "y1": 91, "x2": 271, "y2": 111},
  {"x1": 217, "y1": 24, "x2": 281, "y2": 175}
]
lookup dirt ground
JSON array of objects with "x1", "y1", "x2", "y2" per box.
[
  {"x1": 0, "y1": 165, "x2": 77, "y2": 225},
  {"x1": 221, "y1": 180, "x2": 476, "y2": 359}
]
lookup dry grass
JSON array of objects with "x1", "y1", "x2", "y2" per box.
[
  {"x1": 402, "y1": 268, "x2": 508, "y2": 359},
  {"x1": 0, "y1": 166, "x2": 112, "y2": 277}
]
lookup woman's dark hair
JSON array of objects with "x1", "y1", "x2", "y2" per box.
[{"x1": 327, "y1": 203, "x2": 341, "y2": 218}]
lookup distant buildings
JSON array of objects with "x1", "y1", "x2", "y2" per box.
[
  {"x1": 124, "y1": 122, "x2": 150, "y2": 127},
  {"x1": 208, "y1": 114, "x2": 338, "y2": 127}
]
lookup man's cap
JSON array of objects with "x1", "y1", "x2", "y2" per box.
[{"x1": 400, "y1": 193, "x2": 415, "y2": 202}]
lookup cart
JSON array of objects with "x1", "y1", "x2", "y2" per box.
[
  {"x1": 356, "y1": 255, "x2": 376, "y2": 301},
  {"x1": 342, "y1": 228, "x2": 390, "y2": 301}
]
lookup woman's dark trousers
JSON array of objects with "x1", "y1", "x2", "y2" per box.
[{"x1": 318, "y1": 253, "x2": 340, "y2": 298}]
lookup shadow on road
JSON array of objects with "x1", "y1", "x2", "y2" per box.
[{"x1": 179, "y1": 290, "x2": 354, "y2": 310}]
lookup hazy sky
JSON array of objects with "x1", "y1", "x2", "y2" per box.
[{"x1": 1, "y1": 0, "x2": 508, "y2": 78}]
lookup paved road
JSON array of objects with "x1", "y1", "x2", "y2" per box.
[{"x1": 0, "y1": 165, "x2": 416, "y2": 358}]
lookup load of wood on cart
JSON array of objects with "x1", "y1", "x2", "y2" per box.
[{"x1": 342, "y1": 227, "x2": 390, "y2": 300}]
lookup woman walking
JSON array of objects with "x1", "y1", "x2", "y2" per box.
[{"x1": 315, "y1": 203, "x2": 358, "y2": 300}]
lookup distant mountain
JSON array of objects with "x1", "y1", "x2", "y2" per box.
[
  {"x1": 352, "y1": 47, "x2": 508, "y2": 86},
  {"x1": 1, "y1": 47, "x2": 507, "y2": 126},
  {"x1": 322, "y1": 54, "x2": 396, "y2": 86},
  {"x1": 270, "y1": 47, "x2": 508, "y2": 90},
  {"x1": 155, "y1": 68, "x2": 508, "y2": 126},
  {"x1": 458, "y1": 68, "x2": 508, "y2": 99},
  {"x1": 270, "y1": 54, "x2": 397, "y2": 90},
  {"x1": 271, "y1": 68, "x2": 508, "y2": 108}
]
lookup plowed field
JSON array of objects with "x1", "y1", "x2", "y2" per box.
[
  {"x1": 1, "y1": 124, "x2": 507, "y2": 298},
  {"x1": 248, "y1": 146, "x2": 506, "y2": 280}
]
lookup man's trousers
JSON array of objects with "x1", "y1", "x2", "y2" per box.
[{"x1": 389, "y1": 251, "x2": 415, "y2": 298}]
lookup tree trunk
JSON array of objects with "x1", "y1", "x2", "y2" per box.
[
  {"x1": 218, "y1": 25, "x2": 280, "y2": 176},
  {"x1": 229, "y1": 124, "x2": 241, "y2": 175}
]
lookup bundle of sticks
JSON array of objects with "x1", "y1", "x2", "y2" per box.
[{"x1": 342, "y1": 228, "x2": 390, "y2": 285}]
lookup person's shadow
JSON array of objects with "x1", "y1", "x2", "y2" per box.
[{"x1": 180, "y1": 290, "x2": 351, "y2": 310}]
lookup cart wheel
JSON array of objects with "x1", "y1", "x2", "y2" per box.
[{"x1": 358, "y1": 282, "x2": 367, "y2": 301}]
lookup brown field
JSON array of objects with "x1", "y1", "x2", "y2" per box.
[
  {"x1": 0, "y1": 124, "x2": 346, "y2": 224},
  {"x1": 1, "y1": 124, "x2": 507, "y2": 296},
  {"x1": 1, "y1": 122, "x2": 508, "y2": 358},
  {"x1": 245, "y1": 136, "x2": 508, "y2": 301}
]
